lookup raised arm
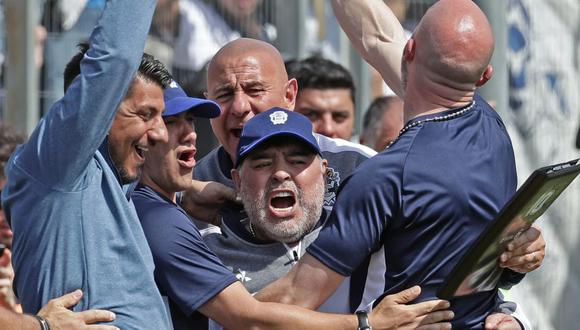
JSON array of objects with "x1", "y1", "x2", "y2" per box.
[
  {"x1": 18, "y1": 0, "x2": 157, "y2": 188},
  {"x1": 331, "y1": 0, "x2": 407, "y2": 97}
]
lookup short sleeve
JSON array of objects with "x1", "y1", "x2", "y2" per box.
[
  {"x1": 307, "y1": 153, "x2": 403, "y2": 276},
  {"x1": 141, "y1": 204, "x2": 237, "y2": 314}
]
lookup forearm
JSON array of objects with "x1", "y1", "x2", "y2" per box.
[
  {"x1": 0, "y1": 310, "x2": 39, "y2": 330},
  {"x1": 203, "y1": 282, "x2": 357, "y2": 330},
  {"x1": 331, "y1": 0, "x2": 406, "y2": 96},
  {"x1": 23, "y1": 0, "x2": 158, "y2": 184},
  {"x1": 256, "y1": 253, "x2": 344, "y2": 310},
  {"x1": 245, "y1": 301, "x2": 357, "y2": 330}
]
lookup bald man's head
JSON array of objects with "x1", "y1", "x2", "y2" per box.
[
  {"x1": 208, "y1": 38, "x2": 289, "y2": 88},
  {"x1": 413, "y1": 0, "x2": 494, "y2": 87},
  {"x1": 205, "y1": 38, "x2": 298, "y2": 159}
]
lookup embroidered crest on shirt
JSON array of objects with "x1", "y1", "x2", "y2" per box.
[
  {"x1": 269, "y1": 111, "x2": 288, "y2": 125},
  {"x1": 324, "y1": 167, "x2": 340, "y2": 208}
]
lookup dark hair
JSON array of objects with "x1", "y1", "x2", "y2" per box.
[
  {"x1": 361, "y1": 96, "x2": 399, "y2": 142},
  {"x1": 285, "y1": 56, "x2": 356, "y2": 105},
  {"x1": 0, "y1": 122, "x2": 26, "y2": 181},
  {"x1": 63, "y1": 42, "x2": 173, "y2": 93}
]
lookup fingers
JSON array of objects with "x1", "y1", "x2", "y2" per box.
[
  {"x1": 50, "y1": 289, "x2": 84, "y2": 308},
  {"x1": 500, "y1": 226, "x2": 545, "y2": 272},
  {"x1": 77, "y1": 309, "x2": 117, "y2": 324},
  {"x1": 416, "y1": 323, "x2": 452, "y2": 330},
  {"x1": 506, "y1": 226, "x2": 541, "y2": 252},
  {"x1": 390, "y1": 285, "x2": 422, "y2": 304},
  {"x1": 418, "y1": 310, "x2": 454, "y2": 324},
  {"x1": 0, "y1": 249, "x2": 10, "y2": 267},
  {"x1": 484, "y1": 313, "x2": 503, "y2": 329},
  {"x1": 500, "y1": 251, "x2": 543, "y2": 272},
  {"x1": 485, "y1": 313, "x2": 521, "y2": 330},
  {"x1": 415, "y1": 299, "x2": 451, "y2": 315}
]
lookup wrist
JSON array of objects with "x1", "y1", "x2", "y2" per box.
[
  {"x1": 33, "y1": 314, "x2": 50, "y2": 330},
  {"x1": 356, "y1": 310, "x2": 372, "y2": 330}
]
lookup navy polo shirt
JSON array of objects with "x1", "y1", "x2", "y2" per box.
[
  {"x1": 133, "y1": 184, "x2": 237, "y2": 330},
  {"x1": 308, "y1": 94, "x2": 517, "y2": 328}
]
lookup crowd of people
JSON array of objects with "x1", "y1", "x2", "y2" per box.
[{"x1": 0, "y1": 0, "x2": 549, "y2": 329}]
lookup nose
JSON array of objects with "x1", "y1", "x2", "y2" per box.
[
  {"x1": 271, "y1": 163, "x2": 291, "y2": 183},
  {"x1": 149, "y1": 116, "x2": 169, "y2": 143},
  {"x1": 315, "y1": 113, "x2": 336, "y2": 138},
  {"x1": 181, "y1": 121, "x2": 197, "y2": 145},
  {"x1": 230, "y1": 93, "x2": 251, "y2": 118}
]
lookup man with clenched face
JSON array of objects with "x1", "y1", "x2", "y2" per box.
[
  {"x1": 235, "y1": 135, "x2": 326, "y2": 244},
  {"x1": 203, "y1": 108, "x2": 360, "y2": 316}
]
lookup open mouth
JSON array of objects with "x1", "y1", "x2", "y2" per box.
[
  {"x1": 231, "y1": 128, "x2": 242, "y2": 138},
  {"x1": 269, "y1": 191, "x2": 297, "y2": 216},
  {"x1": 177, "y1": 149, "x2": 196, "y2": 169},
  {"x1": 135, "y1": 145, "x2": 148, "y2": 160}
]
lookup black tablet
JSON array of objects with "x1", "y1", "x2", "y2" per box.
[{"x1": 438, "y1": 158, "x2": 580, "y2": 299}]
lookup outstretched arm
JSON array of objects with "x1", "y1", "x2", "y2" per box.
[
  {"x1": 255, "y1": 253, "x2": 452, "y2": 330},
  {"x1": 202, "y1": 281, "x2": 451, "y2": 330},
  {"x1": 331, "y1": 0, "x2": 407, "y2": 97}
]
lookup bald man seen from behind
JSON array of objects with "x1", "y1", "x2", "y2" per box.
[{"x1": 257, "y1": 1, "x2": 545, "y2": 329}]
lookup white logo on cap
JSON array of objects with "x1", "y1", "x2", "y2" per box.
[
  {"x1": 269, "y1": 111, "x2": 288, "y2": 125},
  {"x1": 169, "y1": 80, "x2": 178, "y2": 88}
]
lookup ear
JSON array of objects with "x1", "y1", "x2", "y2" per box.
[
  {"x1": 284, "y1": 78, "x2": 298, "y2": 110},
  {"x1": 403, "y1": 38, "x2": 416, "y2": 62},
  {"x1": 203, "y1": 91, "x2": 210, "y2": 99},
  {"x1": 321, "y1": 158, "x2": 328, "y2": 174},
  {"x1": 231, "y1": 168, "x2": 242, "y2": 192},
  {"x1": 476, "y1": 64, "x2": 493, "y2": 87}
]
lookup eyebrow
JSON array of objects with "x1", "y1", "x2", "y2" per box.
[
  {"x1": 212, "y1": 84, "x2": 234, "y2": 95},
  {"x1": 240, "y1": 80, "x2": 267, "y2": 89}
]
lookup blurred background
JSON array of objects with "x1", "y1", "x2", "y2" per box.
[{"x1": 0, "y1": 1, "x2": 578, "y2": 328}]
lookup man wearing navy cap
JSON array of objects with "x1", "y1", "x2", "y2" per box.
[
  {"x1": 202, "y1": 107, "x2": 357, "y2": 315},
  {"x1": 132, "y1": 97, "x2": 452, "y2": 329}
]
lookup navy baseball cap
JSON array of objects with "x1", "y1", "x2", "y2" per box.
[
  {"x1": 163, "y1": 80, "x2": 221, "y2": 118},
  {"x1": 236, "y1": 107, "x2": 321, "y2": 167}
]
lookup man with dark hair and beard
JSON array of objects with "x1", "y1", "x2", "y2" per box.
[
  {"x1": 202, "y1": 107, "x2": 354, "y2": 314},
  {"x1": 1, "y1": 0, "x2": 174, "y2": 328}
]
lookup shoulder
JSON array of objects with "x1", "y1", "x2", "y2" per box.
[
  {"x1": 315, "y1": 133, "x2": 377, "y2": 159},
  {"x1": 133, "y1": 187, "x2": 193, "y2": 233},
  {"x1": 194, "y1": 147, "x2": 232, "y2": 186}
]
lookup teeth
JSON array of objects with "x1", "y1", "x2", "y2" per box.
[
  {"x1": 272, "y1": 191, "x2": 292, "y2": 198},
  {"x1": 272, "y1": 206, "x2": 293, "y2": 211}
]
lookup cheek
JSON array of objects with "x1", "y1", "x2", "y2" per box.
[{"x1": 210, "y1": 117, "x2": 227, "y2": 137}]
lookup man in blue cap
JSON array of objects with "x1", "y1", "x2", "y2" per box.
[{"x1": 133, "y1": 95, "x2": 453, "y2": 329}]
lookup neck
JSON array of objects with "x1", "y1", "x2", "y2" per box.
[
  {"x1": 403, "y1": 83, "x2": 475, "y2": 123},
  {"x1": 140, "y1": 174, "x2": 176, "y2": 203}
]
